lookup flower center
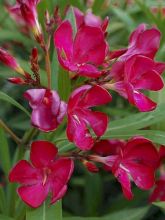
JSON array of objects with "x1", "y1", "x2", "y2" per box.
[{"x1": 42, "y1": 167, "x2": 51, "y2": 185}]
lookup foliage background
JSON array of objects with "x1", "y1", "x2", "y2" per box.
[{"x1": 0, "y1": 0, "x2": 165, "y2": 219}]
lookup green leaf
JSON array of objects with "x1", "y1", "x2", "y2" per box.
[
  {"x1": 84, "y1": 173, "x2": 103, "y2": 216},
  {"x1": 58, "y1": 67, "x2": 71, "y2": 101},
  {"x1": 0, "y1": 92, "x2": 30, "y2": 117},
  {"x1": 104, "y1": 130, "x2": 165, "y2": 145},
  {"x1": 65, "y1": 6, "x2": 77, "y2": 36},
  {"x1": 64, "y1": 206, "x2": 148, "y2": 220},
  {"x1": 26, "y1": 200, "x2": 62, "y2": 220},
  {"x1": 107, "y1": 103, "x2": 165, "y2": 132},
  {"x1": 153, "y1": 202, "x2": 165, "y2": 210},
  {"x1": 0, "y1": 215, "x2": 14, "y2": 220},
  {"x1": 0, "y1": 127, "x2": 11, "y2": 178},
  {"x1": 51, "y1": 51, "x2": 59, "y2": 90},
  {"x1": 111, "y1": 7, "x2": 135, "y2": 32}
]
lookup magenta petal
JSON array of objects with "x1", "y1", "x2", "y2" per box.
[
  {"x1": 18, "y1": 183, "x2": 49, "y2": 208},
  {"x1": 50, "y1": 158, "x2": 74, "y2": 203},
  {"x1": 79, "y1": 109, "x2": 108, "y2": 136},
  {"x1": 79, "y1": 85, "x2": 112, "y2": 108},
  {"x1": 73, "y1": 26, "x2": 106, "y2": 65},
  {"x1": 109, "y1": 49, "x2": 127, "y2": 60},
  {"x1": 124, "y1": 162, "x2": 155, "y2": 190},
  {"x1": 132, "y1": 90, "x2": 157, "y2": 112},
  {"x1": 9, "y1": 160, "x2": 39, "y2": 185},
  {"x1": 134, "y1": 70, "x2": 164, "y2": 91},
  {"x1": 30, "y1": 141, "x2": 58, "y2": 168},
  {"x1": 24, "y1": 89, "x2": 45, "y2": 108},
  {"x1": 74, "y1": 7, "x2": 84, "y2": 28},
  {"x1": 68, "y1": 85, "x2": 91, "y2": 110},
  {"x1": 54, "y1": 20, "x2": 73, "y2": 60},
  {"x1": 136, "y1": 28, "x2": 161, "y2": 58},
  {"x1": 84, "y1": 12, "x2": 102, "y2": 28},
  {"x1": 51, "y1": 185, "x2": 67, "y2": 204},
  {"x1": 149, "y1": 179, "x2": 165, "y2": 202},
  {"x1": 67, "y1": 115, "x2": 94, "y2": 150},
  {"x1": 129, "y1": 23, "x2": 146, "y2": 45},
  {"x1": 125, "y1": 55, "x2": 155, "y2": 81},
  {"x1": 115, "y1": 168, "x2": 133, "y2": 200},
  {"x1": 155, "y1": 62, "x2": 165, "y2": 75},
  {"x1": 92, "y1": 139, "x2": 125, "y2": 156},
  {"x1": 77, "y1": 63, "x2": 102, "y2": 78}
]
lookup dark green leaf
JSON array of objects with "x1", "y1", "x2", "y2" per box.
[{"x1": 0, "y1": 92, "x2": 30, "y2": 117}]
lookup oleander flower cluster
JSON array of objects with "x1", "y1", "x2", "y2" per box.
[{"x1": 0, "y1": 1, "x2": 165, "y2": 208}]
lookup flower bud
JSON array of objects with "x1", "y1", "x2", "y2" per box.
[
  {"x1": 0, "y1": 48, "x2": 24, "y2": 75},
  {"x1": 82, "y1": 160, "x2": 99, "y2": 173},
  {"x1": 8, "y1": 77, "x2": 26, "y2": 85}
]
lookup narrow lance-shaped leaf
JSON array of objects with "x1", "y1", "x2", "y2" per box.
[
  {"x1": 26, "y1": 201, "x2": 62, "y2": 220},
  {"x1": 0, "y1": 92, "x2": 30, "y2": 117},
  {"x1": 0, "y1": 127, "x2": 11, "y2": 177}
]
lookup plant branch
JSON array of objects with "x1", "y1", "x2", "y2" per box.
[
  {"x1": 0, "y1": 119, "x2": 21, "y2": 144},
  {"x1": 45, "y1": 47, "x2": 51, "y2": 89}
]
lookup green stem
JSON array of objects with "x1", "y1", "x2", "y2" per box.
[
  {"x1": 0, "y1": 119, "x2": 21, "y2": 145},
  {"x1": 45, "y1": 48, "x2": 51, "y2": 89}
]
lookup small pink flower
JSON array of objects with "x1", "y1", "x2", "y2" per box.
[
  {"x1": 24, "y1": 89, "x2": 67, "y2": 132},
  {"x1": 5, "y1": 3, "x2": 25, "y2": 26},
  {"x1": 54, "y1": 20, "x2": 107, "y2": 78},
  {"x1": 0, "y1": 48, "x2": 24, "y2": 75},
  {"x1": 9, "y1": 140, "x2": 74, "y2": 208},
  {"x1": 92, "y1": 137, "x2": 159, "y2": 200},
  {"x1": 109, "y1": 24, "x2": 161, "y2": 60},
  {"x1": 8, "y1": 0, "x2": 41, "y2": 35},
  {"x1": 67, "y1": 85, "x2": 112, "y2": 150},
  {"x1": 73, "y1": 7, "x2": 109, "y2": 32},
  {"x1": 110, "y1": 55, "x2": 165, "y2": 111}
]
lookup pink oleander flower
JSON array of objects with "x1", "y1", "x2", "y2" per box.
[
  {"x1": 54, "y1": 20, "x2": 107, "y2": 78},
  {"x1": 73, "y1": 7, "x2": 109, "y2": 32},
  {"x1": 9, "y1": 140, "x2": 74, "y2": 208},
  {"x1": 24, "y1": 89, "x2": 67, "y2": 132},
  {"x1": 0, "y1": 48, "x2": 24, "y2": 75},
  {"x1": 5, "y1": 3, "x2": 25, "y2": 26},
  {"x1": 149, "y1": 175, "x2": 165, "y2": 202},
  {"x1": 8, "y1": 0, "x2": 41, "y2": 35},
  {"x1": 109, "y1": 55, "x2": 165, "y2": 111},
  {"x1": 109, "y1": 24, "x2": 161, "y2": 60},
  {"x1": 92, "y1": 137, "x2": 159, "y2": 199},
  {"x1": 67, "y1": 85, "x2": 112, "y2": 150}
]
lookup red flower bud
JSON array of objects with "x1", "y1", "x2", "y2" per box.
[
  {"x1": 83, "y1": 160, "x2": 99, "y2": 173},
  {"x1": 8, "y1": 77, "x2": 26, "y2": 85},
  {"x1": 0, "y1": 48, "x2": 24, "y2": 75}
]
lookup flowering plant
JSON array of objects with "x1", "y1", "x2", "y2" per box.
[{"x1": 0, "y1": 0, "x2": 165, "y2": 219}]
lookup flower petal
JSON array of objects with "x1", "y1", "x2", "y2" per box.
[
  {"x1": 9, "y1": 160, "x2": 40, "y2": 185},
  {"x1": 54, "y1": 20, "x2": 73, "y2": 60},
  {"x1": 73, "y1": 26, "x2": 106, "y2": 65},
  {"x1": 79, "y1": 85, "x2": 112, "y2": 108},
  {"x1": 30, "y1": 140, "x2": 58, "y2": 168},
  {"x1": 132, "y1": 90, "x2": 157, "y2": 112},
  {"x1": 66, "y1": 115, "x2": 94, "y2": 150},
  {"x1": 115, "y1": 168, "x2": 133, "y2": 200},
  {"x1": 18, "y1": 183, "x2": 49, "y2": 208},
  {"x1": 50, "y1": 158, "x2": 74, "y2": 204},
  {"x1": 24, "y1": 89, "x2": 45, "y2": 108},
  {"x1": 78, "y1": 109, "x2": 108, "y2": 136}
]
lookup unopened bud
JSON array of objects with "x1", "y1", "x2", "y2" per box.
[
  {"x1": 8, "y1": 77, "x2": 26, "y2": 85},
  {"x1": 83, "y1": 160, "x2": 99, "y2": 173}
]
